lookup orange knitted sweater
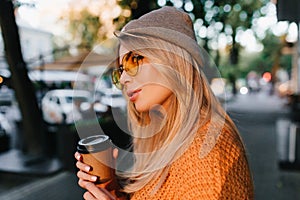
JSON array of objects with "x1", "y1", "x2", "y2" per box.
[{"x1": 130, "y1": 123, "x2": 254, "y2": 200}]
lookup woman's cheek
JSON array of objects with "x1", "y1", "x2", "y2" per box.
[{"x1": 134, "y1": 96, "x2": 151, "y2": 112}]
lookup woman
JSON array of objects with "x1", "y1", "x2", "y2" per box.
[{"x1": 75, "y1": 6, "x2": 254, "y2": 200}]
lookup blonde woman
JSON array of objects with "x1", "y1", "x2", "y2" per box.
[{"x1": 75, "y1": 6, "x2": 254, "y2": 200}]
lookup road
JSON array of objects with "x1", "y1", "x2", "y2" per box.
[{"x1": 227, "y1": 92, "x2": 300, "y2": 200}]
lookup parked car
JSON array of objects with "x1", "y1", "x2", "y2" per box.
[
  {"x1": 97, "y1": 88, "x2": 126, "y2": 110},
  {"x1": 41, "y1": 89, "x2": 104, "y2": 124},
  {"x1": 94, "y1": 68, "x2": 127, "y2": 111}
]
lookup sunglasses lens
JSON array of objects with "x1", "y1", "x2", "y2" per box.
[
  {"x1": 126, "y1": 60, "x2": 139, "y2": 76},
  {"x1": 111, "y1": 69, "x2": 122, "y2": 90}
]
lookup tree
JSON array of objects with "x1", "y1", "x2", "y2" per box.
[
  {"x1": 61, "y1": 0, "x2": 131, "y2": 50},
  {"x1": 66, "y1": 8, "x2": 102, "y2": 49},
  {"x1": 0, "y1": 0, "x2": 45, "y2": 156},
  {"x1": 217, "y1": 0, "x2": 267, "y2": 65}
]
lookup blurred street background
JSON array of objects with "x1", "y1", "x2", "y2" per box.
[{"x1": 0, "y1": 0, "x2": 300, "y2": 199}]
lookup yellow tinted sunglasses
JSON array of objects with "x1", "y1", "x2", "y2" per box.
[{"x1": 111, "y1": 52, "x2": 144, "y2": 90}]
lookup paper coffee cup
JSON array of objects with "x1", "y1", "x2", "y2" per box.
[{"x1": 77, "y1": 135, "x2": 113, "y2": 183}]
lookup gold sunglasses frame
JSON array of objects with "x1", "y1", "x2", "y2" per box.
[{"x1": 111, "y1": 52, "x2": 144, "y2": 90}]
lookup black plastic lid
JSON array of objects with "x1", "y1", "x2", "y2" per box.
[{"x1": 77, "y1": 135, "x2": 111, "y2": 153}]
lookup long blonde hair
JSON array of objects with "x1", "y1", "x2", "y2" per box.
[{"x1": 116, "y1": 36, "x2": 239, "y2": 193}]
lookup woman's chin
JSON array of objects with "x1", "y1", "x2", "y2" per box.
[{"x1": 134, "y1": 103, "x2": 150, "y2": 113}]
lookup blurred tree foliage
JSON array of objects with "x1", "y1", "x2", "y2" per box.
[
  {"x1": 219, "y1": 30, "x2": 292, "y2": 80},
  {"x1": 62, "y1": 0, "x2": 291, "y2": 82},
  {"x1": 250, "y1": 31, "x2": 283, "y2": 74},
  {"x1": 61, "y1": 1, "x2": 131, "y2": 50},
  {"x1": 67, "y1": 9, "x2": 102, "y2": 49},
  {"x1": 192, "y1": 0, "x2": 267, "y2": 65},
  {"x1": 242, "y1": 31, "x2": 292, "y2": 78}
]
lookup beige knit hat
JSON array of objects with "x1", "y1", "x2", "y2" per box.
[{"x1": 115, "y1": 6, "x2": 205, "y2": 67}]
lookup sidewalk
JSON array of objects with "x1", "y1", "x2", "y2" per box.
[{"x1": 0, "y1": 171, "x2": 84, "y2": 200}]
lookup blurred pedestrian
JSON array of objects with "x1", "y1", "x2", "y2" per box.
[
  {"x1": 247, "y1": 71, "x2": 260, "y2": 94},
  {"x1": 75, "y1": 6, "x2": 253, "y2": 200}
]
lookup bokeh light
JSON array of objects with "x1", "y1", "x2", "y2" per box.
[{"x1": 240, "y1": 86, "x2": 249, "y2": 95}]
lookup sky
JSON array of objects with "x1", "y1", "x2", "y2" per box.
[{"x1": 17, "y1": 0, "x2": 298, "y2": 53}]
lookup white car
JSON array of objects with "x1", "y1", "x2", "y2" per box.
[
  {"x1": 96, "y1": 88, "x2": 126, "y2": 111},
  {"x1": 41, "y1": 89, "x2": 94, "y2": 124}
]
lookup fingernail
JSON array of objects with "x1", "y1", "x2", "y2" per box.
[
  {"x1": 85, "y1": 166, "x2": 91, "y2": 171},
  {"x1": 75, "y1": 153, "x2": 81, "y2": 160},
  {"x1": 91, "y1": 176, "x2": 98, "y2": 181}
]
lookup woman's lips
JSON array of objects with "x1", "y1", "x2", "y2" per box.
[{"x1": 127, "y1": 89, "x2": 141, "y2": 102}]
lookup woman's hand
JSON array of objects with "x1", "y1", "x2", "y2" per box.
[
  {"x1": 75, "y1": 150, "x2": 127, "y2": 200},
  {"x1": 80, "y1": 181, "x2": 116, "y2": 200},
  {"x1": 75, "y1": 152, "x2": 99, "y2": 183}
]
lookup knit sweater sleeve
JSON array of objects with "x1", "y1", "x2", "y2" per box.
[{"x1": 130, "y1": 127, "x2": 254, "y2": 200}]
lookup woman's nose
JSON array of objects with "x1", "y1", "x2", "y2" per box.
[{"x1": 119, "y1": 71, "x2": 131, "y2": 86}]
